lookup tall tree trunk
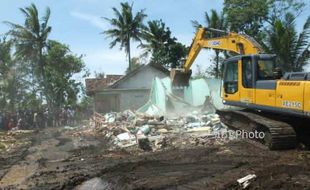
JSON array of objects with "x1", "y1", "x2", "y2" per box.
[
  {"x1": 127, "y1": 37, "x2": 131, "y2": 72},
  {"x1": 39, "y1": 46, "x2": 50, "y2": 109}
]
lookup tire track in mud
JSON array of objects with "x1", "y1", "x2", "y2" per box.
[
  {"x1": 0, "y1": 129, "x2": 73, "y2": 189},
  {"x1": 0, "y1": 146, "x2": 30, "y2": 180},
  {"x1": 0, "y1": 131, "x2": 37, "y2": 181}
]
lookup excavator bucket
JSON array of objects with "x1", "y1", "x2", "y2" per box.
[{"x1": 170, "y1": 69, "x2": 192, "y2": 87}]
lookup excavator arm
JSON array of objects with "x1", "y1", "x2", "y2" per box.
[{"x1": 171, "y1": 27, "x2": 263, "y2": 86}]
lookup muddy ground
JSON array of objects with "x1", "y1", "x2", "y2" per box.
[{"x1": 0, "y1": 127, "x2": 310, "y2": 190}]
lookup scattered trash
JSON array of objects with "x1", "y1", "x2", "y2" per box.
[
  {"x1": 237, "y1": 174, "x2": 257, "y2": 189},
  {"x1": 104, "y1": 112, "x2": 116, "y2": 123}
]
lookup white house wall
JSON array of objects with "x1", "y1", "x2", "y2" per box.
[{"x1": 119, "y1": 90, "x2": 150, "y2": 111}]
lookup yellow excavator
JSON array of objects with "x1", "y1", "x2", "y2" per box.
[{"x1": 171, "y1": 27, "x2": 310, "y2": 150}]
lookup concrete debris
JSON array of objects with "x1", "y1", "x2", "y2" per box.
[
  {"x1": 116, "y1": 132, "x2": 135, "y2": 141},
  {"x1": 187, "y1": 126, "x2": 211, "y2": 132},
  {"x1": 75, "y1": 177, "x2": 113, "y2": 190},
  {"x1": 237, "y1": 174, "x2": 257, "y2": 189},
  {"x1": 157, "y1": 128, "x2": 168, "y2": 133},
  {"x1": 115, "y1": 132, "x2": 136, "y2": 148},
  {"x1": 85, "y1": 108, "x2": 234, "y2": 152}
]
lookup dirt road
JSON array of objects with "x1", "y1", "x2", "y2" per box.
[{"x1": 0, "y1": 127, "x2": 310, "y2": 190}]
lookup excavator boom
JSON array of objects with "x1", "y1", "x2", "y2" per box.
[{"x1": 171, "y1": 27, "x2": 263, "y2": 86}]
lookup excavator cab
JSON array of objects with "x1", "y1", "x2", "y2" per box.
[{"x1": 222, "y1": 54, "x2": 279, "y2": 103}]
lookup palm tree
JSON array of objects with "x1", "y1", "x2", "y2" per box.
[
  {"x1": 140, "y1": 19, "x2": 175, "y2": 56},
  {"x1": 5, "y1": 3, "x2": 51, "y2": 76},
  {"x1": 265, "y1": 13, "x2": 310, "y2": 72},
  {"x1": 103, "y1": 2, "x2": 147, "y2": 72},
  {"x1": 5, "y1": 3, "x2": 52, "y2": 102}
]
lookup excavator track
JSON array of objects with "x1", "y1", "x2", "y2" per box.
[{"x1": 217, "y1": 109, "x2": 297, "y2": 150}]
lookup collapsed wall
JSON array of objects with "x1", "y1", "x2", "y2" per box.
[{"x1": 137, "y1": 77, "x2": 227, "y2": 116}]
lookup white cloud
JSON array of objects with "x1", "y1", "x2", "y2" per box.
[{"x1": 70, "y1": 11, "x2": 106, "y2": 30}]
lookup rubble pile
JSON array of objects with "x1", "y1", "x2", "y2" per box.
[{"x1": 68, "y1": 109, "x2": 234, "y2": 152}]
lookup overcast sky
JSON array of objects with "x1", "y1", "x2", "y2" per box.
[{"x1": 1, "y1": 0, "x2": 309, "y2": 78}]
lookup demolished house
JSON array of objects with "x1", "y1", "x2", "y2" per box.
[
  {"x1": 87, "y1": 77, "x2": 231, "y2": 150},
  {"x1": 85, "y1": 63, "x2": 169, "y2": 113}
]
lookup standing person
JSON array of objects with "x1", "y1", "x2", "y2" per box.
[
  {"x1": 60, "y1": 108, "x2": 64, "y2": 126},
  {"x1": 38, "y1": 110, "x2": 44, "y2": 129},
  {"x1": 43, "y1": 108, "x2": 49, "y2": 128},
  {"x1": 8, "y1": 117, "x2": 15, "y2": 130},
  {"x1": 16, "y1": 117, "x2": 23, "y2": 130},
  {"x1": 27, "y1": 109, "x2": 34, "y2": 129},
  {"x1": 63, "y1": 107, "x2": 68, "y2": 126},
  {"x1": 54, "y1": 109, "x2": 61, "y2": 127},
  {"x1": 68, "y1": 107, "x2": 75, "y2": 126},
  {"x1": 0, "y1": 112, "x2": 3, "y2": 130},
  {"x1": 17, "y1": 110, "x2": 23, "y2": 129},
  {"x1": 72, "y1": 108, "x2": 76, "y2": 126},
  {"x1": 33, "y1": 112, "x2": 38, "y2": 129},
  {"x1": 4, "y1": 112, "x2": 9, "y2": 130}
]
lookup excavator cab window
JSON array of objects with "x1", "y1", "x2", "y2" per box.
[
  {"x1": 257, "y1": 59, "x2": 277, "y2": 80},
  {"x1": 224, "y1": 60, "x2": 238, "y2": 94},
  {"x1": 242, "y1": 57, "x2": 254, "y2": 88}
]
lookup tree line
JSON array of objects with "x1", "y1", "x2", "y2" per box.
[
  {"x1": 0, "y1": 4, "x2": 88, "y2": 113},
  {"x1": 104, "y1": 0, "x2": 310, "y2": 78},
  {"x1": 0, "y1": 0, "x2": 309, "y2": 114},
  {"x1": 103, "y1": 2, "x2": 188, "y2": 73}
]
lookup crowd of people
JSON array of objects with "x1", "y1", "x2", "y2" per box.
[{"x1": 0, "y1": 107, "x2": 80, "y2": 130}]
